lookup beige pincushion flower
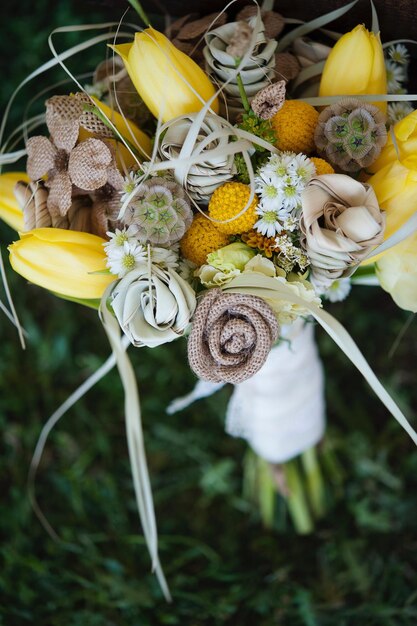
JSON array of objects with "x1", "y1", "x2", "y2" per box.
[{"x1": 300, "y1": 174, "x2": 385, "y2": 287}]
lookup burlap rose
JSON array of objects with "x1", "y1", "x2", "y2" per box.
[
  {"x1": 187, "y1": 288, "x2": 279, "y2": 384},
  {"x1": 110, "y1": 264, "x2": 196, "y2": 348},
  {"x1": 300, "y1": 174, "x2": 385, "y2": 287}
]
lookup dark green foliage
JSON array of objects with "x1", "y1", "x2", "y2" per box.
[{"x1": 1, "y1": 2, "x2": 417, "y2": 624}]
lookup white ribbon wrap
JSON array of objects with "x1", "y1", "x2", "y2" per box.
[
  {"x1": 168, "y1": 320, "x2": 326, "y2": 464},
  {"x1": 225, "y1": 320, "x2": 325, "y2": 463}
]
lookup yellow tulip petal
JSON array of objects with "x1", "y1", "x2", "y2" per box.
[
  {"x1": 319, "y1": 25, "x2": 387, "y2": 112},
  {"x1": 0, "y1": 172, "x2": 28, "y2": 231},
  {"x1": 9, "y1": 228, "x2": 114, "y2": 299},
  {"x1": 367, "y1": 32, "x2": 387, "y2": 112},
  {"x1": 112, "y1": 28, "x2": 218, "y2": 123},
  {"x1": 90, "y1": 96, "x2": 152, "y2": 158},
  {"x1": 320, "y1": 26, "x2": 373, "y2": 97}
]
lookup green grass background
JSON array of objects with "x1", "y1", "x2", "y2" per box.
[{"x1": 1, "y1": 1, "x2": 417, "y2": 624}]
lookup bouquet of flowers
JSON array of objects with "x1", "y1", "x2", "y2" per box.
[{"x1": 1, "y1": 0, "x2": 416, "y2": 600}]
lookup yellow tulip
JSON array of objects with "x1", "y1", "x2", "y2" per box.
[
  {"x1": 319, "y1": 25, "x2": 387, "y2": 113},
  {"x1": 0, "y1": 172, "x2": 29, "y2": 231},
  {"x1": 376, "y1": 231, "x2": 417, "y2": 312},
  {"x1": 110, "y1": 28, "x2": 219, "y2": 123},
  {"x1": 364, "y1": 111, "x2": 417, "y2": 264},
  {"x1": 9, "y1": 228, "x2": 114, "y2": 300},
  {"x1": 78, "y1": 96, "x2": 152, "y2": 170}
]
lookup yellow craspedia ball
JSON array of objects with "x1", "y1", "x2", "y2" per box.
[
  {"x1": 180, "y1": 213, "x2": 229, "y2": 266},
  {"x1": 208, "y1": 182, "x2": 258, "y2": 235},
  {"x1": 272, "y1": 100, "x2": 319, "y2": 155},
  {"x1": 310, "y1": 157, "x2": 335, "y2": 175}
]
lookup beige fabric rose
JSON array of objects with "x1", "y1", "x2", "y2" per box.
[
  {"x1": 110, "y1": 264, "x2": 196, "y2": 348},
  {"x1": 300, "y1": 174, "x2": 385, "y2": 287},
  {"x1": 187, "y1": 288, "x2": 279, "y2": 384}
]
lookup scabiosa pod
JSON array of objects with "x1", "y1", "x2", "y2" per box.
[{"x1": 122, "y1": 177, "x2": 192, "y2": 245}]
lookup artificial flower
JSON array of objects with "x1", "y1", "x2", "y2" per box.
[
  {"x1": 187, "y1": 288, "x2": 279, "y2": 383},
  {"x1": 300, "y1": 174, "x2": 385, "y2": 287},
  {"x1": 77, "y1": 95, "x2": 152, "y2": 169},
  {"x1": 9, "y1": 228, "x2": 114, "y2": 299},
  {"x1": 111, "y1": 28, "x2": 219, "y2": 123},
  {"x1": 109, "y1": 264, "x2": 196, "y2": 347},
  {"x1": 319, "y1": 25, "x2": 387, "y2": 113}
]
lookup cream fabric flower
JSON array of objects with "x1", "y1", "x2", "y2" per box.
[
  {"x1": 110, "y1": 263, "x2": 196, "y2": 348},
  {"x1": 300, "y1": 174, "x2": 385, "y2": 287}
]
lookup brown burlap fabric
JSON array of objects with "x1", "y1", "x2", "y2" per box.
[
  {"x1": 26, "y1": 94, "x2": 123, "y2": 217},
  {"x1": 187, "y1": 288, "x2": 279, "y2": 384},
  {"x1": 251, "y1": 80, "x2": 286, "y2": 120}
]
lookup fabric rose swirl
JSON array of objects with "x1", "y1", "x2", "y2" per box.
[
  {"x1": 187, "y1": 288, "x2": 280, "y2": 384},
  {"x1": 109, "y1": 263, "x2": 196, "y2": 348},
  {"x1": 300, "y1": 174, "x2": 385, "y2": 288}
]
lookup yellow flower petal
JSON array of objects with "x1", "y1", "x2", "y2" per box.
[
  {"x1": 78, "y1": 95, "x2": 152, "y2": 170},
  {"x1": 319, "y1": 25, "x2": 387, "y2": 112},
  {"x1": 111, "y1": 28, "x2": 219, "y2": 123},
  {"x1": 0, "y1": 172, "x2": 28, "y2": 231},
  {"x1": 9, "y1": 228, "x2": 114, "y2": 299}
]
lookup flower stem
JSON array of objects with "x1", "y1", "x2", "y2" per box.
[
  {"x1": 236, "y1": 73, "x2": 251, "y2": 113},
  {"x1": 301, "y1": 446, "x2": 326, "y2": 520},
  {"x1": 284, "y1": 459, "x2": 314, "y2": 534},
  {"x1": 127, "y1": 0, "x2": 151, "y2": 27}
]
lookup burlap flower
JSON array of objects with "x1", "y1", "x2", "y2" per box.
[
  {"x1": 110, "y1": 264, "x2": 196, "y2": 348},
  {"x1": 300, "y1": 174, "x2": 385, "y2": 287},
  {"x1": 26, "y1": 95, "x2": 123, "y2": 216},
  {"x1": 187, "y1": 288, "x2": 279, "y2": 384},
  {"x1": 251, "y1": 80, "x2": 286, "y2": 120}
]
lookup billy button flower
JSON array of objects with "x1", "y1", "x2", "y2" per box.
[
  {"x1": 208, "y1": 182, "x2": 259, "y2": 235},
  {"x1": 272, "y1": 100, "x2": 319, "y2": 155},
  {"x1": 180, "y1": 213, "x2": 230, "y2": 267}
]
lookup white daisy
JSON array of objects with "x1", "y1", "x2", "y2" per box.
[
  {"x1": 263, "y1": 152, "x2": 295, "y2": 181},
  {"x1": 321, "y1": 277, "x2": 351, "y2": 302},
  {"x1": 388, "y1": 44, "x2": 410, "y2": 65},
  {"x1": 254, "y1": 170, "x2": 282, "y2": 209},
  {"x1": 388, "y1": 102, "x2": 414, "y2": 125},
  {"x1": 254, "y1": 206, "x2": 285, "y2": 237},
  {"x1": 178, "y1": 258, "x2": 198, "y2": 283},
  {"x1": 105, "y1": 240, "x2": 147, "y2": 277},
  {"x1": 280, "y1": 178, "x2": 302, "y2": 211},
  {"x1": 287, "y1": 153, "x2": 315, "y2": 185},
  {"x1": 104, "y1": 226, "x2": 138, "y2": 249},
  {"x1": 151, "y1": 246, "x2": 179, "y2": 269},
  {"x1": 120, "y1": 170, "x2": 143, "y2": 205},
  {"x1": 386, "y1": 60, "x2": 407, "y2": 92}
]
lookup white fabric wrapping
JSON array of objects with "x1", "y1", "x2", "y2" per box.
[
  {"x1": 225, "y1": 320, "x2": 325, "y2": 463},
  {"x1": 167, "y1": 319, "x2": 326, "y2": 464}
]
